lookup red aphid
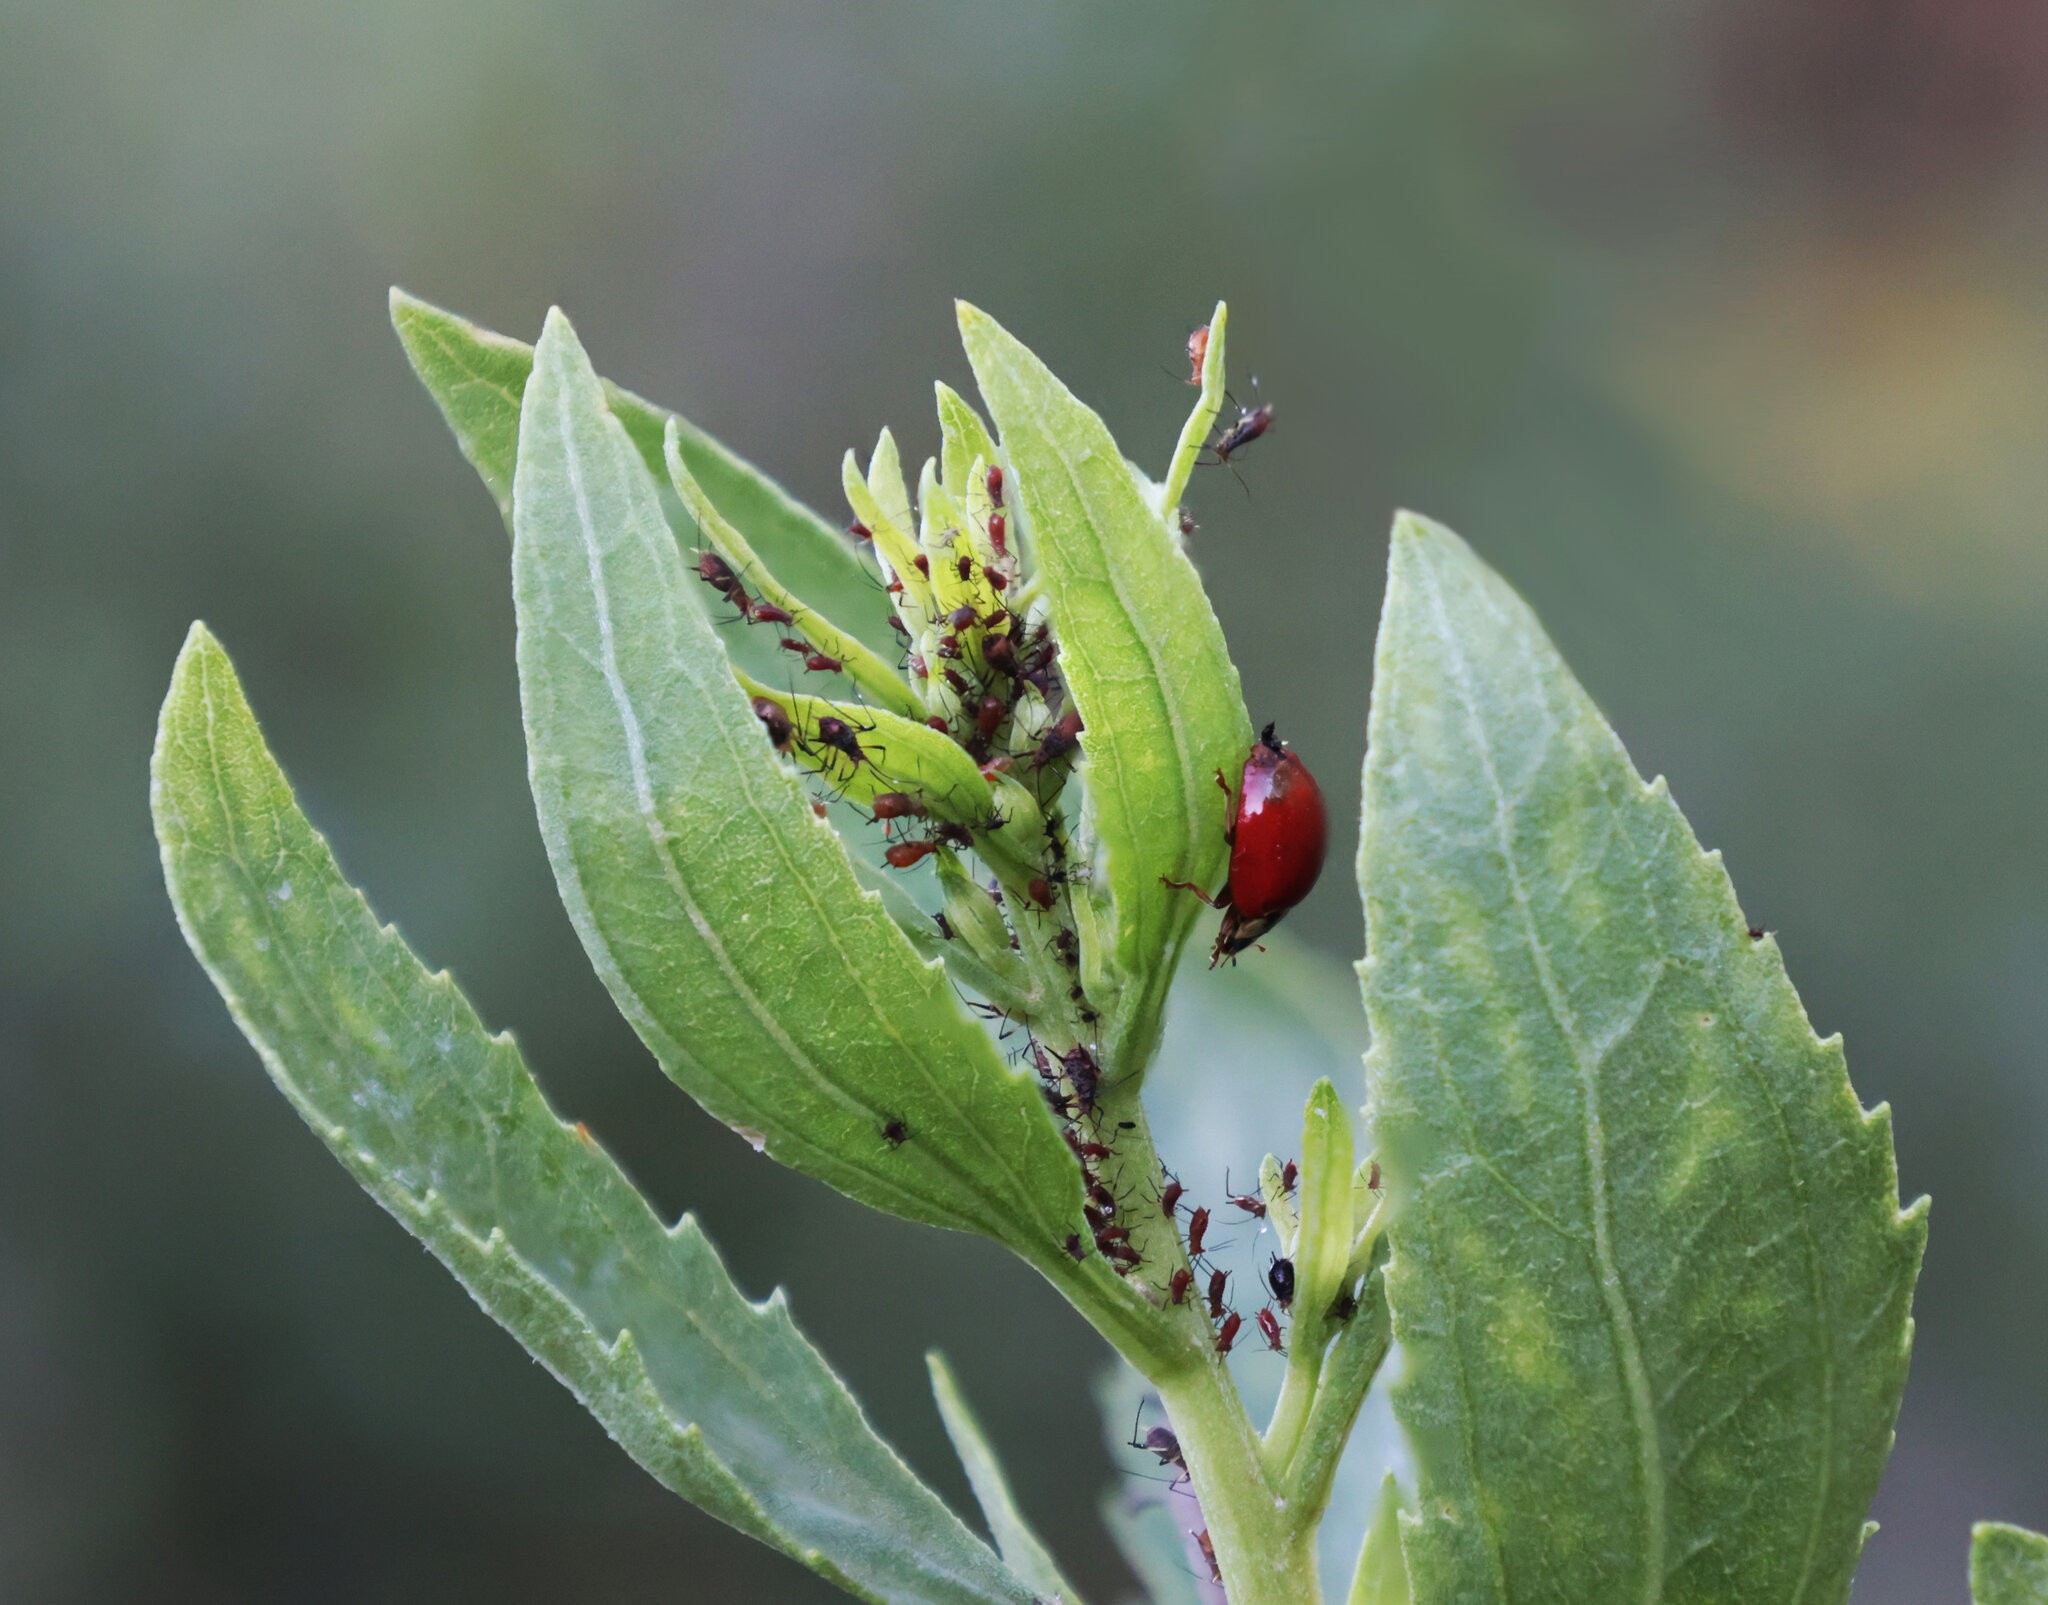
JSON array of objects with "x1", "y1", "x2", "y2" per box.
[
  {"x1": 986, "y1": 464, "x2": 1004, "y2": 508},
  {"x1": 1185, "y1": 1205, "x2": 1211, "y2": 1258},
  {"x1": 885, "y1": 840, "x2": 938, "y2": 870},
  {"x1": 870, "y1": 792, "x2": 926, "y2": 821},
  {"x1": 804, "y1": 653, "x2": 842, "y2": 674},
  {"x1": 1163, "y1": 723, "x2": 1328, "y2": 966},
  {"x1": 1169, "y1": 1267, "x2": 1193, "y2": 1305},
  {"x1": 1026, "y1": 878, "x2": 1056, "y2": 911},
  {"x1": 1256, "y1": 1306, "x2": 1284, "y2": 1352},
  {"x1": 988, "y1": 511, "x2": 1007, "y2": 556},
  {"x1": 1160, "y1": 1178, "x2": 1185, "y2": 1217},
  {"x1": 1032, "y1": 708, "x2": 1085, "y2": 769},
  {"x1": 1186, "y1": 324, "x2": 1210, "y2": 385},
  {"x1": 1206, "y1": 1267, "x2": 1229, "y2": 1320},
  {"x1": 1215, "y1": 1311, "x2": 1242, "y2": 1355},
  {"x1": 751, "y1": 603, "x2": 793, "y2": 626}
]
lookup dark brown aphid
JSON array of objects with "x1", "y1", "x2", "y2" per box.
[
  {"x1": 1215, "y1": 1312, "x2": 1242, "y2": 1355},
  {"x1": 976, "y1": 695, "x2": 1007, "y2": 739},
  {"x1": 814, "y1": 716, "x2": 870, "y2": 766},
  {"x1": 1177, "y1": 506, "x2": 1197, "y2": 539},
  {"x1": 934, "y1": 635, "x2": 962, "y2": 660},
  {"x1": 1281, "y1": 1159, "x2": 1299, "y2": 1194},
  {"x1": 943, "y1": 666, "x2": 971, "y2": 695},
  {"x1": 882, "y1": 1118, "x2": 909, "y2": 1148},
  {"x1": 1169, "y1": 1267, "x2": 1193, "y2": 1305},
  {"x1": 1748, "y1": 927, "x2": 1766, "y2": 941},
  {"x1": 933, "y1": 912, "x2": 956, "y2": 941},
  {"x1": 1186, "y1": 1206, "x2": 1211, "y2": 1258},
  {"x1": 982, "y1": 633, "x2": 1018, "y2": 677},
  {"x1": 870, "y1": 792, "x2": 927, "y2": 821},
  {"x1": 1131, "y1": 1419, "x2": 1186, "y2": 1476},
  {"x1": 1063, "y1": 1234, "x2": 1089, "y2": 1262},
  {"x1": 1212, "y1": 402, "x2": 1273, "y2": 463},
  {"x1": 1095, "y1": 1224, "x2": 1132, "y2": 1246},
  {"x1": 913, "y1": 553, "x2": 931, "y2": 577},
  {"x1": 752, "y1": 697, "x2": 796, "y2": 753},
  {"x1": 885, "y1": 840, "x2": 938, "y2": 869},
  {"x1": 956, "y1": 554, "x2": 975, "y2": 583},
  {"x1": 1266, "y1": 1255, "x2": 1295, "y2": 1307},
  {"x1": 1327, "y1": 1288, "x2": 1358, "y2": 1323},
  {"x1": 1206, "y1": 1267, "x2": 1228, "y2": 1320},
  {"x1": 1256, "y1": 1306, "x2": 1284, "y2": 1352},
  {"x1": 1032, "y1": 708, "x2": 1085, "y2": 769},
  {"x1": 1160, "y1": 1178, "x2": 1186, "y2": 1217},
  {"x1": 1102, "y1": 1239, "x2": 1142, "y2": 1272},
  {"x1": 697, "y1": 550, "x2": 743, "y2": 597},
  {"x1": 1061, "y1": 1045, "x2": 1101, "y2": 1115},
  {"x1": 985, "y1": 564, "x2": 1009, "y2": 591}
]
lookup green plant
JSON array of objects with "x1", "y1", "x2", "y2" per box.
[{"x1": 148, "y1": 293, "x2": 2039, "y2": 1603}]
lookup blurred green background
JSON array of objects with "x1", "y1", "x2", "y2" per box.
[{"x1": 5, "y1": 1, "x2": 2046, "y2": 1599}]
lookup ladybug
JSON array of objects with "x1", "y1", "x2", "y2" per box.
[{"x1": 1163, "y1": 723, "x2": 1327, "y2": 966}]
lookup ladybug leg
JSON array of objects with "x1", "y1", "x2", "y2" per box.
[
  {"x1": 1159, "y1": 876, "x2": 1223, "y2": 908},
  {"x1": 1213, "y1": 768, "x2": 1237, "y2": 844}
]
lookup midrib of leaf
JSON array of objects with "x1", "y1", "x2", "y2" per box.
[{"x1": 1418, "y1": 554, "x2": 1665, "y2": 1600}]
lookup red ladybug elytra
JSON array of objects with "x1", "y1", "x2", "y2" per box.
[{"x1": 1164, "y1": 723, "x2": 1328, "y2": 966}]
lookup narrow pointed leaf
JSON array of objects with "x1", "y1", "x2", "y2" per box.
[
  {"x1": 151, "y1": 625, "x2": 1040, "y2": 1605},
  {"x1": 1974, "y1": 1524, "x2": 2048, "y2": 1605},
  {"x1": 937, "y1": 382, "x2": 1000, "y2": 501},
  {"x1": 510, "y1": 309, "x2": 1084, "y2": 1267},
  {"x1": 1158, "y1": 300, "x2": 1227, "y2": 520},
  {"x1": 1347, "y1": 1475, "x2": 1411, "y2": 1605},
  {"x1": 1360, "y1": 515, "x2": 1926, "y2": 1603},
  {"x1": 390, "y1": 289, "x2": 890, "y2": 654},
  {"x1": 928, "y1": 1353, "x2": 1084, "y2": 1604},
  {"x1": 957, "y1": 303, "x2": 1251, "y2": 1074}
]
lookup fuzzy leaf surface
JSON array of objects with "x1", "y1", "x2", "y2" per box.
[
  {"x1": 150, "y1": 625, "x2": 1040, "y2": 1605},
  {"x1": 1360, "y1": 516, "x2": 1925, "y2": 1603},
  {"x1": 509, "y1": 310, "x2": 1085, "y2": 1264},
  {"x1": 928, "y1": 1353, "x2": 1082, "y2": 1603},
  {"x1": 1974, "y1": 1524, "x2": 2048, "y2": 1605},
  {"x1": 389, "y1": 288, "x2": 888, "y2": 654},
  {"x1": 957, "y1": 303, "x2": 1250, "y2": 1074}
]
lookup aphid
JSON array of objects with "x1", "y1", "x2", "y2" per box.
[
  {"x1": 976, "y1": 695, "x2": 1007, "y2": 739},
  {"x1": 1129, "y1": 1413, "x2": 1186, "y2": 1476},
  {"x1": 1327, "y1": 1288, "x2": 1358, "y2": 1323},
  {"x1": 1086, "y1": 1178, "x2": 1118, "y2": 1217},
  {"x1": 1368, "y1": 1160, "x2": 1382, "y2": 1192},
  {"x1": 934, "y1": 635, "x2": 962, "y2": 661},
  {"x1": 1095, "y1": 1224, "x2": 1132, "y2": 1246},
  {"x1": 1026, "y1": 878, "x2": 1057, "y2": 911},
  {"x1": 870, "y1": 792, "x2": 927, "y2": 821},
  {"x1": 1256, "y1": 1306, "x2": 1285, "y2": 1352},
  {"x1": 956, "y1": 554, "x2": 975, "y2": 583},
  {"x1": 1185, "y1": 1206, "x2": 1211, "y2": 1258},
  {"x1": 986, "y1": 464, "x2": 1004, "y2": 507},
  {"x1": 1160, "y1": 1178, "x2": 1186, "y2": 1218},
  {"x1": 936, "y1": 821, "x2": 974, "y2": 850},
  {"x1": 810, "y1": 800, "x2": 829, "y2": 819},
  {"x1": 1206, "y1": 1267, "x2": 1229, "y2": 1320},
  {"x1": 847, "y1": 519, "x2": 873, "y2": 543},
  {"x1": 1162, "y1": 723, "x2": 1328, "y2": 966},
  {"x1": 696, "y1": 550, "x2": 744, "y2": 598},
  {"x1": 778, "y1": 636, "x2": 812, "y2": 656},
  {"x1": 1063, "y1": 1234, "x2": 1089, "y2": 1262},
  {"x1": 1281, "y1": 1159, "x2": 1299, "y2": 1194},
  {"x1": 1212, "y1": 401, "x2": 1273, "y2": 463},
  {"x1": 942, "y1": 666, "x2": 971, "y2": 695},
  {"x1": 985, "y1": 565, "x2": 1009, "y2": 591},
  {"x1": 751, "y1": 696, "x2": 796, "y2": 753},
  {"x1": 1032, "y1": 707, "x2": 1085, "y2": 769},
  {"x1": 1177, "y1": 505, "x2": 1197, "y2": 539},
  {"x1": 982, "y1": 633, "x2": 1018, "y2": 677},
  {"x1": 1266, "y1": 1255, "x2": 1295, "y2": 1307},
  {"x1": 913, "y1": 554, "x2": 931, "y2": 577},
  {"x1": 751, "y1": 602, "x2": 793, "y2": 626},
  {"x1": 1062, "y1": 1129, "x2": 1111, "y2": 1162},
  {"x1": 1227, "y1": 1184, "x2": 1266, "y2": 1220},
  {"x1": 1102, "y1": 1240, "x2": 1142, "y2": 1272},
  {"x1": 804, "y1": 652, "x2": 843, "y2": 674},
  {"x1": 948, "y1": 603, "x2": 978, "y2": 631},
  {"x1": 933, "y1": 912, "x2": 956, "y2": 941},
  {"x1": 1748, "y1": 927, "x2": 1766, "y2": 941},
  {"x1": 1215, "y1": 1312, "x2": 1242, "y2": 1355},
  {"x1": 1169, "y1": 1267, "x2": 1193, "y2": 1305},
  {"x1": 882, "y1": 1118, "x2": 909, "y2": 1148},
  {"x1": 1194, "y1": 1528, "x2": 1221, "y2": 1583},
  {"x1": 926, "y1": 715, "x2": 952, "y2": 733},
  {"x1": 885, "y1": 840, "x2": 938, "y2": 869},
  {"x1": 1061, "y1": 1045, "x2": 1101, "y2": 1114},
  {"x1": 814, "y1": 715, "x2": 871, "y2": 767},
  {"x1": 1186, "y1": 324, "x2": 1210, "y2": 385}
]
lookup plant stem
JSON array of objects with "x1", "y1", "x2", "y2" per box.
[{"x1": 1279, "y1": 1256, "x2": 1393, "y2": 1511}]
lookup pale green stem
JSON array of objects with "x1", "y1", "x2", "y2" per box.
[{"x1": 1282, "y1": 1257, "x2": 1393, "y2": 1512}]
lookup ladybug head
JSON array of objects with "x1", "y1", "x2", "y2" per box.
[{"x1": 1258, "y1": 722, "x2": 1284, "y2": 755}]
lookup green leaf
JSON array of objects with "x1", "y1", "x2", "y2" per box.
[
  {"x1": 389, "y1": 288, "x2": 890, "y2": 656},
  {"x1": 1157, "y1": 300, "x2": 1227, "y2": 522},
  {"x1": 956, "y1": 302, "x2": 1251, "y2": 1077},
  {"x1": 150, "y1": 624, "x2": 1042, "y2": 1605},
  {"x1": 508, "y1": 309, "x2": 1088, "y2": 1272},
  {"x1": 1348, "y1": 1475, "x2": 1411, "y2": 1605},
  {"x1": 1359, "y1": 514, "x2": 1926, "y2": 1603},
  {"x1": 928, "y1": 1353, "x2": 1084, "y2": 1604},
  {"x1": 1974, "y1": 1523, "x2": 2048, "y2": 1605}
]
